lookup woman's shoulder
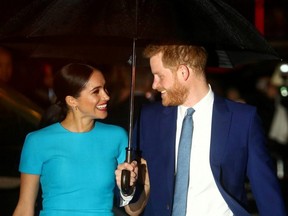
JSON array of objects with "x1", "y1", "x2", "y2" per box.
[{"x1": 27, "y1": 122, "x2": 61, "y2": 138}]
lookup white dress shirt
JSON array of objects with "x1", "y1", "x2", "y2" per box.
[{"x1": 176, "y1": 86, "x2": 233, "y2": 216}]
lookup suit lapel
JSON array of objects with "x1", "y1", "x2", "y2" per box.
[
  {"x1": 210, "y1": 95, "x2": 231, "y2": 175},
  {"x1": 210, "y1": 96, "x2": 251, "y2": 216},
  {"x1": 161, "y1": 106, "x2": 177, "y2": 203}
]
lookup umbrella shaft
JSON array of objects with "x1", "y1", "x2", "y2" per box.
[{"x1": 128, "y1": 38, "x2": 136, "y2": 150}]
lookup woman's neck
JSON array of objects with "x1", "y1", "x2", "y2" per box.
[{"x1": 61, "y1": 114, "x2": 95, "y2": 132}]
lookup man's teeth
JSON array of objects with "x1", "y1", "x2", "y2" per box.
[
  {"x1": 97, "y1": 104, "x2": 107, "y2": 109},
  {"x1": 161, "y1": 90, "x2": 166, "y2": 94}
]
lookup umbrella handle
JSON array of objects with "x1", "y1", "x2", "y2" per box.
[
  {"x1": 121, "y1": 170, "x2": 134, "y2": 196},
  {"x1": 121, "y1": 147, "x2": 134, "y2": 196}
]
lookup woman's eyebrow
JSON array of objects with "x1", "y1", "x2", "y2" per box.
[{"x1": 89, "y1": 86, "x2": 101, "y2": 92}]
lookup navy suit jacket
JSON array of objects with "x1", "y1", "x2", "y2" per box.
[{"x1": 133, "y1": 94, "x2": 287, "y2": 216}]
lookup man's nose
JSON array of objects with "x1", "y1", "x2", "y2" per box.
[{"x1": 152, "y1": 79, "x2": 158, "y2": 90}]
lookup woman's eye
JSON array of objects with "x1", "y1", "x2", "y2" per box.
[
  {"x1": 104, "y1": 88, "x2": 109, "y2": 95},
  {"x1": 93, "y1": 89, "x2": 100, "y2": 94}
]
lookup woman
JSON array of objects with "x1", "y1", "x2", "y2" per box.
[{"x1": 13, "y1": 63, "x2": 138, "y2": 216}]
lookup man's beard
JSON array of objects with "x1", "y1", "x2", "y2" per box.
[{"x1": 162, "y1": 80, "x2": 188, "y2": 106}]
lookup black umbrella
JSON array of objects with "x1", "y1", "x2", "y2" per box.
[
  {"x1": 0, "y1": 0, "x2": 279, "y2": 66},
  {"x1": 0, "y1": 0, "x2": 279, "y2": 195}
]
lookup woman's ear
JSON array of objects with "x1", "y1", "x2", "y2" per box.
[
  {"x1": 65, "y1": 95, "x2": 77, "y2": 108},
  {"x1": 178, "y1": 64, "x2": 190, "y2": 81}
]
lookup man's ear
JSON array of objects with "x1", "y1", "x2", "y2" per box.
[
  {"x1": 178, "y1": 65, "x2": 190, "y2": 81},
  {"x1": 65, "y1": 95, "x2": 77, "y2": 108}
]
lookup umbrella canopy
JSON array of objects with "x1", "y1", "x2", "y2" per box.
[{"x1": 0, "y1": 0, "x2": 279, "y2": 67}]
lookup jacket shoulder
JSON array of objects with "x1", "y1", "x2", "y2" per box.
[{"x1": 215, "y1": 94, "x2": 257, "y2": 113}]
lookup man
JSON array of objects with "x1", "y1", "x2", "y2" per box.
[{"x1": 116, "y1": 45, "x2": 287, "y2": 216}]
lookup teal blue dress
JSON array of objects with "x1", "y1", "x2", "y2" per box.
[{"x1": 19, "y1": 122, "x2": 128, "y2": 216}]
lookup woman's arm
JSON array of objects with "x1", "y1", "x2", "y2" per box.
[
  {"x1": 124, "y1": 158, "x2": 150, "y2": 216},
  {"x1": 13, "y1": 173, "x2": 40, "y2": 216}
]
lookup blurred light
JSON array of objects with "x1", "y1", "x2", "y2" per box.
[
  {"x1": 280, "y1": 86, "x2": 288, "y2": 97},
  {"x1": 280, "y1": 63, "x2": 288, "y2": 73}
]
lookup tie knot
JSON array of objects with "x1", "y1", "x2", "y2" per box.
[{"x1": 186, "y1": 108, "x2": 194, "y2": 116}]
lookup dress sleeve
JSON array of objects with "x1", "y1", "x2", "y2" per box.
[
  {"x1": 117, "y1": 127, "x2": 128, "y2": 164},
  {"x1": 19, "y1": 132, "x2": 43, "y2": 175}
]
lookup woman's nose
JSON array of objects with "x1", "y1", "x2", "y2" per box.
[{"x1": 103, "y1": 92, "x2": 110, "y2": 100}]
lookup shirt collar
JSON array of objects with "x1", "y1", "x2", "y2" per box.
[{"x1": 178, "y1": 84, "x2": 214, "y2": 115}]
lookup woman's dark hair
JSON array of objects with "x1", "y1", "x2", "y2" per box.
[
  {"x1": 54, "y1": 63, "x2": 95, "y2": 104},
  {"x1": 39, "y1": 63, "x2": 96, "y2": 127}
]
